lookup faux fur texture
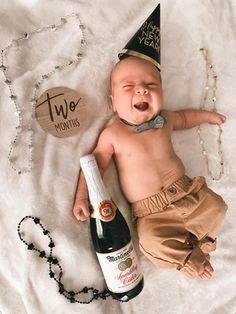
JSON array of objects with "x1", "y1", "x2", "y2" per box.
[{"x1": 0, "y1": 1, "x2": 236, "y2": 313}]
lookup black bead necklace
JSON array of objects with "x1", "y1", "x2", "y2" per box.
[{"x1": 17, "y1": 216, "x2": 111, "y2": 304}]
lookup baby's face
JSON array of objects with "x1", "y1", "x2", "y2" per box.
[{"x1": 111, "y1": 56, "x2": 163, "y2": 125}]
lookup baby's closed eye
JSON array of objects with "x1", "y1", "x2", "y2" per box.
[
  {"x1": 147, "y1": 82, "x2": 160, "y2": 88},
  {"x1": 122, "y1": 84, "x2": 134, "y2": 89}
]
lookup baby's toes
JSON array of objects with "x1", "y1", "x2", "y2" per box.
[{"x1": 199, "y1": 261, "x2": 214, "y2": 279}]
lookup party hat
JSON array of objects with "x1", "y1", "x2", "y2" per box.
[{"x1": 118, "y1": 4, "x2": 161, "y2": 71}]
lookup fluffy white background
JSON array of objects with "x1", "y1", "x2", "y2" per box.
[{"x1": 0, "y1": 0, "x2": 236, "y2": 313}]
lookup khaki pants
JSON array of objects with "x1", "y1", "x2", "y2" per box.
[{"x1": 132, "y1": 176, "x2": 228, "y2": 278}]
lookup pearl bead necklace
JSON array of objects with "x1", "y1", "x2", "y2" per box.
[
  {"x1": 197, "y1": 48, "x2": 224, "y2": 181},
  {"x1": 0, "y1": 12, "x2": 86, "y2": 175}
]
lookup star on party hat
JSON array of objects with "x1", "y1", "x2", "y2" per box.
[{"x1": 118, "y1": 4, "x2": 161, "y2": 71}]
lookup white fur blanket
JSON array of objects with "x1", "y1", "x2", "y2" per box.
[{"x1": 1, "y1": 0, "x2": 236, "y2": 313}]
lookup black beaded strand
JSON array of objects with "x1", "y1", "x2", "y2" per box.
[{"x1": 17, "y1": 216, "x2": 110, "y2": 304}]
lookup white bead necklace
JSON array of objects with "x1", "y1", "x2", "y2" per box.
[
  {"x1": 0, "y1": 12, "x2": 86, "y2": 175},
  {"x1": 197, "y1": 48, "x2": 224, "y2": 181}
]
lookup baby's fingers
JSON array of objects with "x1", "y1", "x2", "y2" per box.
[
  {"x1": 219, "y1": 114, "x2": 226, "y2": 124},
  {"x1": 73, "y1": 207, "x2": 89, "y2": 221}
]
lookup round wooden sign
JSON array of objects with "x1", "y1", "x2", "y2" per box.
[{"x1": 35, "y1": 86, "x2": 86, "y2": 137}]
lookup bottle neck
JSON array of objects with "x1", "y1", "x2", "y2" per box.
[
  {"x1": 80, "y1": 154, "x2": 116, "y2": 221},
  {"x1": 80, "y1": 154, "x2": 110, "y2": 205}
]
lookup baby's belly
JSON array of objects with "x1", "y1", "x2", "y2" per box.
[{"x1": 118, "y1": 160, "x2": 185, "y2": 203}]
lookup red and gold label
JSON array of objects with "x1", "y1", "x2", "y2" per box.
[{"x1": 91, "y1": 200, "x2": 116, "y2": 222}]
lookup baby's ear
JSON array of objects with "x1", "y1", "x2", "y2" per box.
[{"x1": 110, "y1": 95, "x2": 116, "y2": 112}]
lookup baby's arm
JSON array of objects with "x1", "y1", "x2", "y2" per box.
[
  {"x1": 172, "y1": 109, "x2": 226, "y2": 130},
  {"x1": 73, "y1": 128, "x2": 114, "y2": 221}
]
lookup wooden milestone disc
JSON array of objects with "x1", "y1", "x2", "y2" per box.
[{"x1": 36, "y1": 86, "x2": 86, "y2": 138}]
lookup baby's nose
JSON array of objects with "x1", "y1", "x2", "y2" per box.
[{"x1": 135, "y1": 85, "x2": 149, "y2": 95}]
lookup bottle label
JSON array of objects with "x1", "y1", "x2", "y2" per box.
[
  {"x1": 96, "y1": 241, "x2": 143, "y2": 293},
  {"x1": 91, "y1": 200, "x2": 116, "y2": 222}
]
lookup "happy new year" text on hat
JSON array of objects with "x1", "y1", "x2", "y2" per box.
[{"x1": 118, "y1": 4, "x2": 161, "y2": 71}]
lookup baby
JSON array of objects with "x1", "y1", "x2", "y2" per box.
[{"x1": 73, "y1": 56, "x2": 227, "y2": 279}]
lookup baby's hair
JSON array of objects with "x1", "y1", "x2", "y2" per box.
[{"x1": 109, "y1": 56, "x2": 162, "y2": 95}]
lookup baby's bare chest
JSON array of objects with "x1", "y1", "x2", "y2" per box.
[{"x1": 114, "y1": 128, "x2": 173, "y2": 158}]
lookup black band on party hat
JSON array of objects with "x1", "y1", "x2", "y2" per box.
[{"x1": 118, "y1": 4, "x2": 161, "y2": 71}]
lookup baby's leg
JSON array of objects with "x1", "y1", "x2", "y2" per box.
[
  {"x1": 137, "y1": 216, "x2": 211, "y2": 279},
  {"x1": 134, "y1": 176, "x2": 227, "y2": 279},
  {"x1": 199, "y1": 254, "x2": 214, "y2": 279},
  {"x1": 182, "y1": 182, "x2": 228, "y2": 278},
  {"x1": 178, "y1": 233, "x2": 214, "y2": 279},
  {"x1": 185, "y1": 181, "x2": 227, "y2": 249},
  {"x1": 179, "y1": 250, "x2": 214, "y2": 279}
]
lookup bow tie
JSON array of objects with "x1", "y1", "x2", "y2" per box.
[{"x1": 120, "y1": 114, "x2": 165, "y2": 133}]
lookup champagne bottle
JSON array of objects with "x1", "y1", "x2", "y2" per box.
[{"x1": 80, "y1": 154, "x2": 144, "y2": 302}]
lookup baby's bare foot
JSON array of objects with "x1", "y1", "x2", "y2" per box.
[{"x1": 199, "y1": 254, "x2": 214, "y2": 279}]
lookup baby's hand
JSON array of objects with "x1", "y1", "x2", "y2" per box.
[
  {"x1": 209, "y1": 112, "x2": 226, "y2": 125},
  {"x1": 73, "y1": 199, "x2": 90, "y2": 221}
]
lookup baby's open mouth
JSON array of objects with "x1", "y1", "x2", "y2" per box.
[{"x1": 134, "y1": 102, "x2": 149, "y2": 111}]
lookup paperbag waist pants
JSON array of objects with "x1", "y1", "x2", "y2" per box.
[{"x1": 132, "y1": 176, "x2": 228, "y2": 278}]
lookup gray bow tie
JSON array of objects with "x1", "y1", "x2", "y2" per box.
[{"x1": 120, "y1": 114, "x2": 165, "y2": 133}]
